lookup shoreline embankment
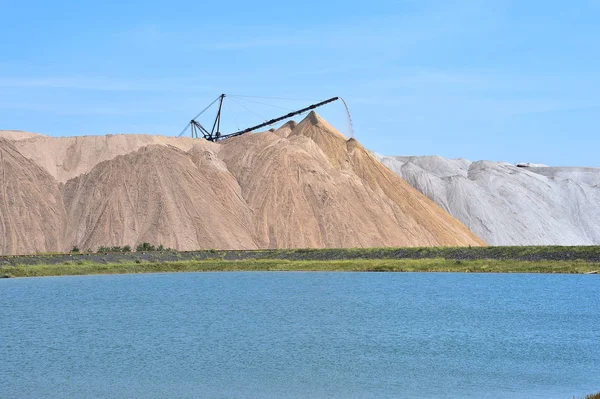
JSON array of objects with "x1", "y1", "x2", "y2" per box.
[{"x1": 2, "y1": 246, "x2": 600, "y2": 278}]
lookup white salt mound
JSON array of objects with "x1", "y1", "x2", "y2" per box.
[{"x1": 376, "y1": 154, "x2": 600, "y2": 246}]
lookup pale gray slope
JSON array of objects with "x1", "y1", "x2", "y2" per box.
[
  {"x1": 376, "y1": 154, "x2": 600, "y2": 246},
  {"x1": 527, "y1": 166, "x2": 600, "y2": 187}
]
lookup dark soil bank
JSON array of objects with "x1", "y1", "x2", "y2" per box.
[{"x1": 2, "y1": 246, "x2": 600, "y2": 267}]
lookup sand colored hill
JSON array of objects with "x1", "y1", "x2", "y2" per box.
[
  {"x1": 63, "y1": 142, "x2": 257, "y2": 251},
  {"x1": 0, "y1": 113, "x2": 484, "y2": 254},
  {"x1": 0, "y1": 139, "x2": 66, "y2": 254},
  {"x1": 219, "y1": 112, "x2": 484, "y2": 248},
  {"x1": 10, "y1": 134, "x2": 197, "y2": 183},
  {"x1": 273, "y1": 120, "x2": 297, "y2": 138},
  {"x1": 377, "y1": 155, "x2": 600, "y2": 245}
]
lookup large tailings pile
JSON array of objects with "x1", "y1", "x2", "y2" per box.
[
  {"x1": 219, "y1": 112, "x2": 484, "y2": 248},
  {"x1": 0, "y1": 114, "x2": 484, "y2": 254},
  {"x1": 377, "y1": 155, "x2": 600, "y2": 245},
  {"x1": 0, "y1": 139, "x2": 66, "y2": 254}
]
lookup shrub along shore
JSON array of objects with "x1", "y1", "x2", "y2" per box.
[
  {"x1": 1, "y1": 256, "x2": 599, "y2": 278},
  {"x1": 2, "y1": 246, "x2": 600, "y2": 278}
]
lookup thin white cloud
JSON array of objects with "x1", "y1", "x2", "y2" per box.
[
  {"x1": 0, "y1": 76, "x2": 218, "y2": 92},
  {"x1": 116, "y1": 1, "x2": 490, "y2": 53}
]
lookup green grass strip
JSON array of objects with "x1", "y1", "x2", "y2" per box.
[{"x1": 2, "y1": 258, "x2": 599, "y2": 278}]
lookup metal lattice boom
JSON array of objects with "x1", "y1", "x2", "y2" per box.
[{"x1": 179, "y1": 95, "x2": 339, "y2": 142}]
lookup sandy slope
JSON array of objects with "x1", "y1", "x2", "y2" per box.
[
  {"x1": 0, "y1": 114, "x2": 484, "y2": 254},
  {"x1": 63, "y1": 143, "x2": 257, "y2": 251},
  {"x1": 0, "y1": 139, "x2": 66, "y2": 254},
  {"x1": 377, "y1": 155, "x2": 600, "y2": 245},
  {"x1": 219, "y1": 113, "x2": 484, "y2": 248}
]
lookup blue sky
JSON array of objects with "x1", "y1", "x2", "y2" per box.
[{"x1": 1, "y1": 0, "x2": 599, "y2": 166}]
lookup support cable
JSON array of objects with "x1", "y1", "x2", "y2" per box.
[
  {"x1": 178, "y1": 94, "x2": 223, "y2": 137},
  {"x1": 228, "y1": 94, "x2": 317, "y2": 102},
  {"x1": 228, "y1": 97, "x2": 268, "y2": 121},
  {"x1": 231, "y1": 96, "x2": 294, "y2": 112},
  {"x1": 192, "y1": 95, "x2": 222, "y2": 121}
]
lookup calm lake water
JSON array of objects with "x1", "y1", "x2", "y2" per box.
[{"x1": 1, "y1": 272, "x2": 599, "y2": 399}]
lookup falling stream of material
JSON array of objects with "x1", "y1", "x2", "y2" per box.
[{"x1": 340, "y1": 97, "x2": 355, "y2": 139}]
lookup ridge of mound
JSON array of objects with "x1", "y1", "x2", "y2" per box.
[
  {"x1": 289, "y1": 111, "x2": 349, "y2": 169},
  {"x1": 274, "y1": 120, "x2": 298, "y2": 138},
  {"x1": 527, "y1": 166, "x2": 600, "y2": 187},
  {"x1": 0, "y1": 130, "x2": 48, "y2": 141},
  {"x1": 0, "y1": 139, "x2": 66, "y2": 254},
  {"x1": 12, "y1": 134, "x2": 198, "y2": 183}
]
